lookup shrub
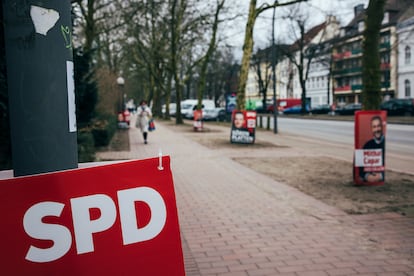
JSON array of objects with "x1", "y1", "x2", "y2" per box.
[
  {"x1": 77, "y1": 128, "x2": 95, "y2": 163},
  {"x1": 91, "y1": 114, "x2": 117, "y2": 147}
]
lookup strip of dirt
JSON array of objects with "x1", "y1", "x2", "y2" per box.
[
  {"x1": 172, "y1": 121, "x2": 414, "y2": 217},
  {"x1": 234, "y1": 156, "x2": 414, "y2": 216}
]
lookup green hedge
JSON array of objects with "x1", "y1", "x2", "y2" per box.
[
  {"x1": 77, "y1": 128, "x2": 95, "y2": 163},
  {"x1": 91, "y1": 114, "x2": 117, "y2": 148},
  {"x1": 77, "y1": 113, "x2": 117, "y2": 163}
]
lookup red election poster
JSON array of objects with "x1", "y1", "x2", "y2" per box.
[
  {"x1": 230, "y1": 110, "x2": 256, "y2": 144},
  {"x1": 193, "y1": 109, "x2": 203, "y2": 131},
  {"x1": 354, "y1": 110, "x2": 387, "y2": 185},
  {"x1": 0, "y1": 157, "x2": 185, "y2": 276}
]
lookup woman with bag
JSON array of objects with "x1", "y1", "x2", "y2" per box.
[{"x1": 135, "y1": 100, "x2": 152, "y2": 144}]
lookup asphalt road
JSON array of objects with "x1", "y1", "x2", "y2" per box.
[
  {"x1": 257, "y1": 115, "x2": 414, "y2": 175},
  {"x1": 276, "y1": 117, "x2": 414, "y2": 155}
]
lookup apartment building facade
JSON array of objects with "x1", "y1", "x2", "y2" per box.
[
  {"x1": 332, "y1": 0, "x2": 414, "y2": 107},
  {"x1": 245, "y1": 15, "x2": 339, "y2": 109},
  {"x1": 397, "y1": 15, "x2": 414, "y2": 99},
  {"x1": 247, "y1": 0, "x2": 414, "y2": 110}
]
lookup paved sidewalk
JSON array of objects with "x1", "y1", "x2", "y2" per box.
[{"x1": 98, "y1": 115, "x2": 414, "y2": 275}]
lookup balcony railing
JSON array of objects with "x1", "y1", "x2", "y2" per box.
[
  {"x1": 333, "y1": 67, "x2": 362, "y2": 75},
  {"x1": 381, "y1": 81, "x2": 390, "y2": 88},
  {"x1": 351, "y1": 49, "x2": 362, "y2": 55},
  {"x1": 333, "y1": 51, "x2": 352, "y2": 60},
  {"x1": 334, "y1": 85, "x2": 351, "y2": 92},
  {"x1": 380, "y1": 63, "x2": 390, "y2": 70},
  {"x1": 333, "y1": 53, "x2": 342, "y2": 60},
  {"x1": 346, "y1": 67, "x2": 362, "y2": 73},
  {"x1": 380, "y1": 42, "x2": 391, "y2": 49},
  {"x1": 351, "y1": 84, "x2": 363, "y2": 90}
]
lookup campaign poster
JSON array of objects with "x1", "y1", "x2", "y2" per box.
[
  {"x1": 0, "y1": 157, "x2": 185, "y2": 275},
  {"x1": 193, "y1": 109, "x2": 203, "y2": 131},
  {"x1": 230, "y1": 110, "x2": 256, "y2": 144},
  {"x1": 354, "y1": 111, "x2": 387, "y2": 185},
  {"x1": 226, "y1": 93, "x2": 237, "y2": 114}
]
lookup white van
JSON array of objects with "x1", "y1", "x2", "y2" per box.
[
  {"x1": 181, "y1": 99, "x2": 215, "y2": 119},
  {"x1": 161, "y1": 103, "x2": 177, "y2": 116}
]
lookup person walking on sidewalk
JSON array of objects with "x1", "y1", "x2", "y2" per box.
[{"x1": 136, "y1": 100, "x2": 152, "y2": 144}]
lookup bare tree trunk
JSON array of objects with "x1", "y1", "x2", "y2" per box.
[
  {"x1": 237, "y1": 0, "x2": 257, "y2": 110},
  {"x1": 170, "y1": 0, "x2": 185, "y2": 124},
  {"x1": 164, "y1": 71, "x2": 173, "y2": 119},
  {"x1": 362, "y1": 0, "x2": 386, "y2": 110},
  {"x1": 237, "y1": 0, "x2": 306, "y2": 110},
  {"x1": 196, "y1": 0, "x2": 225, "y2": 110},
  {"x1": 298, "y1": 22, "x2": 307, "y2": 114}
]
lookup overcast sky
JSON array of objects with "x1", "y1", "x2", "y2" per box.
[{"x1": 221, "y1": 0, "x2": 369, "y2": 61}]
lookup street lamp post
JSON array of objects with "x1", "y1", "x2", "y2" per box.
[
  {"x1": 271, "y1": 6, "x2": 278, "y2": 134},
  {"x1": 117, "y1": 76, "x2": 125, "y2": 112}
]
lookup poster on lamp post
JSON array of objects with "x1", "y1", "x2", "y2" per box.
[
  {"x1": 193, "y1": 109, "x2": 203, "y2": 131},
  {"x1": 0, "y1": 157, "x2": 185, "y2": 275},
  {"x1": 354, "y1": 111, "x2": 387, "y2": 185},
  {"x1": 230, "y1": 110, "x2": 256, "y2": 144}
]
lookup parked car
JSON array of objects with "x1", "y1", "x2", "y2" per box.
[
  {"x1": 126, "y1": 101, "x2": 136, "y2": 113},
  {"x1": 162, "y1": 103, "x2": 177, "y2": 116},
  {"x1": 335, "y1": 103, "x2": 362, "y2": 115},
  {"x1": 282, "y1": 104, "x2": 310, "y2": 115},
  {"x1": 203, "y1": 107, "x2": 226, "y2": 121},
  {"x1": 181, "y1": 99, "x2": 215, "y2": 119},
  {"x1": 311, "y1": 104, "x2": 332, "y2": 114},
  {"x1": 255, "y1": 105, "x2": 269, "y2": 114},
  {"x1": 380, "y1": 98, "x2": 414, "y2": 116},
  {"x1": 255, "y1": 103, "x2": 276, "y2": 114},
  {"x1": 267, "y1": 98, "x2": 302, "y2": 113}
]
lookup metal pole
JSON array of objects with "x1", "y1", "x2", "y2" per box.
[
  {"x1": 271, "y1": 6, "x2": 278, "y2": 134},
  {"x1": 3, "y1": 0, "x2": 78, "y2": 176},
  {"x1": 116, "y1": 77, "x2": 123, "y2": 111}
]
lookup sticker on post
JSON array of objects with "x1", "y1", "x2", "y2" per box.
[
  {"x1": 66, "y1": 61, "x2": 77, "y2": 132},
  {"x1": 30, "y1": 6, "x2": 60, "y2": 36}
]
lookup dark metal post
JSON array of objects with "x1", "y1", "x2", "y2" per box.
[
  {"x1": 327, "y1": 53, "x2": 333, "y2": 105},
  {"x1": 117, "y1": 76, "x2": 125, "y2": 112},
  {"x1": 3, "y1": 0, "x2": 78, "y2": 176},
  {"x1": 271, "y1": 6, "x2": 278, "y2": 134}
]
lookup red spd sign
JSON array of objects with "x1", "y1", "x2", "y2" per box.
[
  {"x1": 0, "y1": 157, "x2": 185, "y2": 275},
  {"x1": 354, "y1": 111, "x2": 387, "y2": 185}
]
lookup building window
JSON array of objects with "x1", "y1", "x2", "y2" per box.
[
  {"x1": 405, "y1": 80, "x2": 411, "y2": 97},
  {"x1": 382, "y1": 12, "x2": 389, "y2": 24},
  {"x1": 405, "y1": 46, "x2": 411, "y2": 65},
  {"x1": 358, "y1": 21, "x2": 365, "y2": 32},
  {"x1": 382, "y1": 32, "x2": 390, "y2": 43},
  {"x1": 381, "y1": 52, "x2": 390, "y2": 64}
]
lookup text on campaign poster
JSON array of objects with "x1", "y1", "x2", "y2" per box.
[{"x1": 0, "y1": 157, "x2": 184, "y2": 275}]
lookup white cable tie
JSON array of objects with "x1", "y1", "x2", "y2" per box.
[{"x1": 158, "y1": 148, "x2": 164, "y2": 171}]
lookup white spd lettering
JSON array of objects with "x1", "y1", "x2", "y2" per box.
[
  {"x1": 118, "y1": 187, "x2": 166, "y2": 245},
  {"x1": 23, "y1": 202, "x2": 72, "y2": 263},
  {"x1": 71, "y1": 194, "x2": 117, "y2": 254},
  {"x1": 23, "y1": 187, "x2": 167, "y2": 263}
]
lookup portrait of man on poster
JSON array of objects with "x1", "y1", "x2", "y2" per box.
[
  {"x1": 230, "y1": 110, "x2": 256, "y2": 144},
  {"x1": 359, "y1": 115, "x2": 385, "y2": 183},
  {"x1": 232, "y1": 111, "x2": 247, "y2": 130}
]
